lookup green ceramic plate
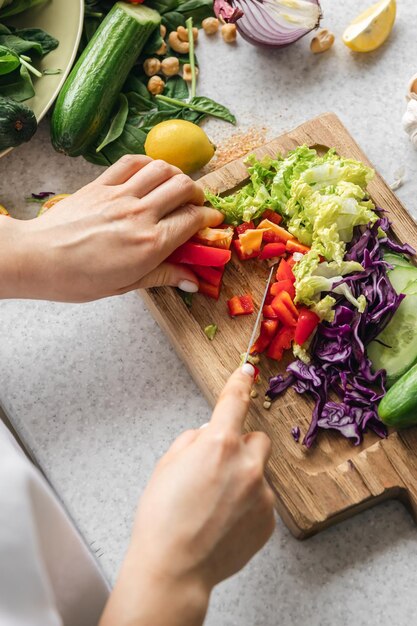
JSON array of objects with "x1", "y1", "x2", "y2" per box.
[{"x1": 1, "y1": 0, "x2": 84, "y2": 156}]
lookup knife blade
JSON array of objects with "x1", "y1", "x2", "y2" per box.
[{"x1": 243, "y1": 264, "x2": 276, "y2": 364}]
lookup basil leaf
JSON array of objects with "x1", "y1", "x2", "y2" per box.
[
  {"x1": 188, "y1": 96, "x2": 236, "y2": 124},
  {"x1": 96, "y1": 93, "x2": 129, "y2": 153},
  {"x1": 162, "y1": 11, "x2": 186, "y2": 31},
  {"x1": 101, "y1": 124, "x2": 147, "y2": 164},
  {"x1": 142, "y1": 27, "x2": 164, "y2": 55},
  {"x1": 177, "y1": 0, "x2": 213, "y2": 26},
  {"x1": 126, "y1": 91, "x2": 154, "y2": 114},
  {"x1": 0, "y1": 45, "x2": 20, "y2": 75},
  {"x1": 164, "y1": 75, "x2": 189, "y2": 100},
  {"x1": 124, "y1": 74, "x2": 153, "y2": 109},
  {"x1": 146, "y1": 0, "x2": 179, "y2": 14},
  {"x1": 0, "y1": 63, "x2": 34, "y2": 101},
  {"x1": 83, "y1": 147, "x2": 112, "y2": 167},
  {"x1": 129, "y1": 108, "x2": 184, "y2": 133}
]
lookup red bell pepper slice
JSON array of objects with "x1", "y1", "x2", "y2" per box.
[
  {"x1": 295, "y1": 307, "x2": 320, "y2": 345},
  {"x1": 232, "y1": 239, "x2": 259, "y2": 261},
  {"x1": 192, "y1": 265, "x2": 224, "y2": 287},
  {"x1": 258, "y1": 242, "x2": 286, "y2": 261},
  {"x1": 286, "y1": 239, "x2": 311, "y2": 255},
  {"x1": 250, "y1": 319, "x2": 279, "y2": 354},
  {"x1": 271, "y1": 291, "x2": 298, "y2": 326},
  {"x1": 276, "y1": 258, "x2": 296, "y2": 283},
  {"x1": 287, "y1": 255, "x2": 297, "y2": 269},
  {"x1": 262, "y1": 304, "x2": 279, "y2": 319},
  {"x1": 236, "y1": 221, "x2": 255, "y2": 236},
  {"x1": 267, "y1": 326, "x2": 295, "y2": 361},
  {"x1": 270, "y1": 279, "x2": 295, "y2": 300},
  {"x1": 168, "y1": 242, "x2": 231, "y2": 267},
  {"x1": 262, "y1": 230, "x2": 282, "y2": 244},
  {"x1": 198, "y1": 280, "x2": 221, "y2": 300},
  {"x1": 261, "y1": 209, "x2": 282, "y2": 225},
  {"x1": 227, "y1": 294, "x2": 254, "y2": 317}
]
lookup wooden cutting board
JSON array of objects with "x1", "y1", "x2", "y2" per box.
[{"x1": 141, "y1": 113, "x2": 417, "y2": 538}]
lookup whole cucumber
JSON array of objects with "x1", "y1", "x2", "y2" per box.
[
  {"x1": 378, "y1": 361, "x2": 417, "y2": 427},
  {"x1": 51, "y1": 2, "x2": 160, "y2": 156}
]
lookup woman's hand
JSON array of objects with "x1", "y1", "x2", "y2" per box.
[
  {"x1": 100, "y1": 365, "x2": 275, "y2": 626},
  {"x1": 0, "y1": 155, "x2": 222, "y2": 302}
]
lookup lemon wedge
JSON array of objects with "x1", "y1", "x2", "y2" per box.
[{"x1": 343, "y1": 0, "x2": 396, "y2": 52}]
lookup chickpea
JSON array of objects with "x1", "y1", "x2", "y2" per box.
[
  {"x1": 155, "y1": 41, "x2": 167, "y2": 56},
  {"x1": 160, "y1": 24, "x2": 166, "y2": 38},
  {"x1": 177, "y1": 25, "x2": 199, "y2": 42},
  {"x1": 202, "y1": 17, "x2": 219, "y2": 35},
  {"x1": 183, "y1": 63, "x2": 199, "y2": 82},
  {"x1": 221, "y1": 23, "x2": 237, "y2": 43},
  {"x1": 143, "y1": 57, "x2": 161, "y2": 77},
  {"x1": 310, "y1": 29, "x2": 335, "y2": 54},
  {"x1": 168, "y1": 31, "x2": 189, "y2": 54},
  {"x1": 161, "y1": 56, "x2": 180, "y2": 77},
  {"x1": 147, "y1": 75, "x2": 165, "y2": 95},
  {"x1": 263, "y1": 400, "x2": 272, "y2": 410}
]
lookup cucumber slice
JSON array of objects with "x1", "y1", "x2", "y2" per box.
[{"x1": 368, "y1": 264, "x2": 417, "y2": 385}]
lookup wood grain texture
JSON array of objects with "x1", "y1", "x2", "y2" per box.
[{"x1": 141, "y1": 113, "x2": 417, "y2": 538}]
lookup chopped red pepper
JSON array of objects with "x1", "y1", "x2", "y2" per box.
[
  {"x1": 286, "y1": 239, "x2": 311, "y2": 255},
  {"x1": 236, "y1": 221, "x2": 255, "y2": 236},
  {"x1": 168, "y1": 242, "x2": 231, "y2": 267},
  {"x1": 232, "y1": 239, "x2": 259, "y2": 261},
  {"x1": 257, "y1": 219, "x2": 294, "y2": 243},
  {"x1": 198, "y1": 280, "x2": 221, "y2": 300},
  {"x1": 192, "y1": 265, "x2": 224, "y2": 287},
  {"x1": 271, "y1": 291, "x2": 298, "y2": 326},
  {"x1": 262, "y1": 230, "x2": 282, "y2": 244},
  {"x1": 193, "y1": 227, "x2": 234, "y2": 250},
  {"x1": 262, "y1": 304, "x2": 279, "y2": 319},
  {"x1": 250, "y1": 319, "x2": 279, "y2": 354},
  {"x1": 287, "y1": 255, "x2": 297, "y2": 269},
  {"x1": 267, "y1": 326, "x2": 295, "y2": 361},
  {"x1": 261, "y1": 209, "x2": 282, "y2": 225},
  {"x1": 227, "y1": 294, "x2": 254, "y2": 317},
  {"x1": 294, "y1": 307, "x2": 320, "y2": 345},
  {"x1": 276, "y1": 258, "x2": 296, "y2": 283},
  {"x1": 258, "y1": 242, "x2": 286, "y2": 260},
  {"x1": 270, "y1": 279, "x2": 295, "y2": 300}
]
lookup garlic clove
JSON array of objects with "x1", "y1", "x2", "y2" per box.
[
  {"x1": 402, "y1": 99, "x2": 417, "y2": 147},
  {"x1": 407, "y1": 72, "x2": 417, "y2": 101}
]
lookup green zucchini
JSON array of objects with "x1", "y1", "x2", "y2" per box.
[
  {"x1": 378, "y1": 361, "x2": 417, "y2": 427},
  {"x1": 51, "y1": 2, "x2": 160, "y2": 157},
  {"x1": 0, "y1": 95, "x2": 37, "y2": 150}
]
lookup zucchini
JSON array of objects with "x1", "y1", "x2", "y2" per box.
[
  {"x1": 51, "y1": 2, "x2": 160, "y2": 157},
  {"x1": 0, "y1": 95, "x2": 37, "y2": 150},
  {"x1": 378, "y1": 361, "x2": 417, "y2": 427},
  {"x1": 368, "y1": 263, "x2": 417, "y2": 385}
]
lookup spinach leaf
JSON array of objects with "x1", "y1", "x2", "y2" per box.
[
  {"x1": 101, "y1": 124, "x2": 147, "y2": 163},
  {"x1": 125, "y1": 91, "x2": 154, "y2": 114},
  {"x1": 146, "y1": 0, "x2": 179, "y2": 14},
  {"x1": 0, "y1": 45, "x2": 20, "y2": 75},
  {"x1": 11, "y1": 28, "x2": 59, "y2": 56},
  {"x1": 156, "y1": 94, "x2": 236, "y2": 124},
  {"x1": 142, "y1": 27, "x2": 164, "y2": 56},
  {"x1": 164, "y1": 75, "x2": 189, "y2": 100},
  {"x1": 0, "y1": 0, "x2": 47, "y2": 18},
  {"x1": 0, "y1": 33, "x2": 42, "y2": 56},
  {"x1": 177, "y1": 0, "x2": 213, "y2": 26},
  {"x1": 96, "y1": 93, "x2": 129, "y2": 153},
  {"x1": 162, "y1": 11, "x2": 186, "y2": 31},
  {"x1": 83, "y1": 146, "x2": 112, "y2": 167},
  {"x1": 129, "y1": 108, "x2": 184, "y2": 133},
  {"x1": 0, "y1": 63, "x2": 34, "y2": 101}
]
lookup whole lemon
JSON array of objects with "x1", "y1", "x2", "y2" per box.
[{"x1": 145, "y1": 119, "x2": 215, "y2": 174}]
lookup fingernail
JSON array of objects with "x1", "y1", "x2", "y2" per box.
[
  {"x1": 241, "y1": 363, "x2": 255, "y2": 377},
  {"x1": 178, "y1": 280, "x2": 199, "y2": 293},
  {"x1": 199, "y1": 422, "x2": 209, "y2": 429}
]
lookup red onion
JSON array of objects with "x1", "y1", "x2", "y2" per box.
[{"x1": 214, "y1": 0, "x2": 322, "y2": 48}]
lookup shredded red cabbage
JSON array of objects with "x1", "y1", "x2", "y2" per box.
[
  {"x1": 213, "y1": 0, "x2": 243, "y2": 23},
  {"x1": 267, "y1": 218, "x2": 415, "y2": 448},
  {"x1": 31, "y1": 191, "x2": 55, "y2": 200}
]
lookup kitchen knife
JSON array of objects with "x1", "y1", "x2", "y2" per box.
[{"x1": 243, "y1": 264, "x2": 276, "y2": 364}]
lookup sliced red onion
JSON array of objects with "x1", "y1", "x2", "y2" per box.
[{"x1": 215, "y1": 0, "x2": 322, "y2": 48}]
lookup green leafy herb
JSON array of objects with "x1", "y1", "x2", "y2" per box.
[
  {"x1": 0, "y1": 0, "x2": 47, "y2": 19},
  {"x1": 0, "y1": 63, "x2": 34, "y2": 101},
  {"x1": 0, "y1": 45, "x2": 20, "y2": 75},
  {"x1": 156, "y1": 94, "x2": 236, "y2": 124},
  {"x1": 204, "y1": 324, "x2": 218, "y2": 340},
  {"x1": 96, "y1": 93, "x2": 129, "y2": 153}
]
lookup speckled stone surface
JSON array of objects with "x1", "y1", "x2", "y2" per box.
[{"x1": 1, "y1": 1, "x2": 417, "y2": 624}]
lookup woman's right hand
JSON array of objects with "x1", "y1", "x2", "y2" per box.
[{"x1": 100, "y1": 364, "x2": 275, "y2": 626}]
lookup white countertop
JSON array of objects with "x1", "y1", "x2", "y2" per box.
[{"x1": 1, "y1": 1, "x2": 417, "y2": 624}]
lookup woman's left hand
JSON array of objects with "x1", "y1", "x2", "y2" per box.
[{"x1": 0, "y1": 155, "x2": 222, "y2": 302}]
